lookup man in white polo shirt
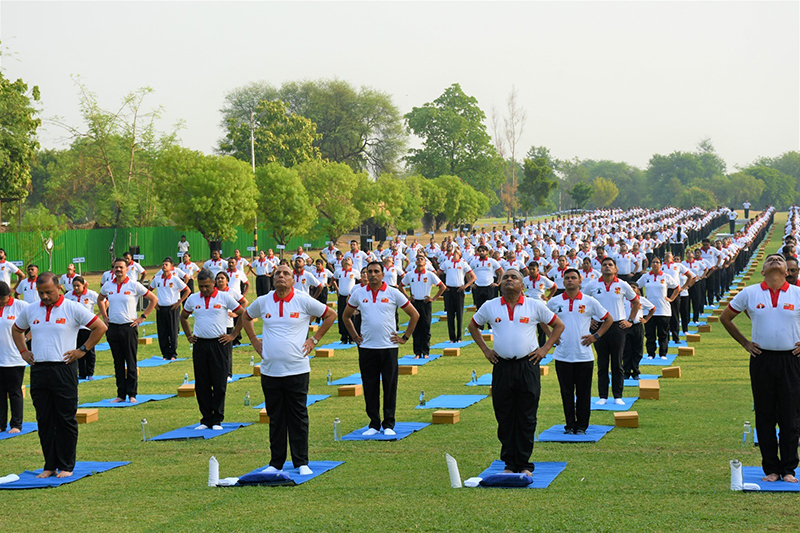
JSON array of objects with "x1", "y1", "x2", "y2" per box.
[
  {"x1": 13, "y1": 272, "x2": 106, "y2": 479},
  {"x1": 249, "y1": 250, "x2": 274, "y2": 297},
  {"x1": 0, "y1": 281, "x2": 29, "y2": 434},
  {"x1": 721, "y1": 254, "x2": 800, "y2": 484},
  {"x1": 203, "y1": 249, "x2": 227, "y2": 278},
  {"x1": 58, "y1": 264, "x2": 78, "y2": 294},
  {"x1": 15, "y1": 264, "x2": 40, "y2": 304},
  {"x1": 181, "y1": 270, "x2": 245, "y2": 430},
  {"x1": 437, "y1": 249, "x2": 475, "y2": 343},
  {"x1": 547, "y1": 269, "x2": 612, "y2": 435},
  {"x1": 150, "y1": 257, "x2": 190, "y2": 360},
  {"x1": 123, "y1": 251, "x2": 146, "y2": 283},
  {"x1": 468, "y1": 268, "x2": 564, "y2": 475},
  {"x1": 292, "y1": 257, "x2": 322, "y2": 297},
  {"x1": 342, "y1": 261, "x2": 419, "y2": 436},
  {"x1": 178, "y1": 235, "x2": 190, "y2": 256},
  {"x1": 332, "y1": 257, "x2": 360, "y2": 344},
  {"x1": 344, "y1": 240, "x2": 369, "y2": 273},
  {"x1": 0, "y1": 249, "x2": 23, "y2": 287},
  {"x1": 399, "y1": 254, "x2": 446, "y2": 359},
  {"x1": 231, "y1": 264, "x2": 335, "y2": 475},
  {"x1": 469, "y1": 245, "x2": 503, "y2": 319},
  {"x1": 321, "y1": 242, "x2": 339, "y2": 270},
  {"x1": 224, "y1": 257, "x2": 250, "y2": 297},
  {"x1": 177, "y1": 252, "x2": 200, "y2": 293},
  {"x1": 97, "y1": 258, "x2": 158, "y2": 403}
]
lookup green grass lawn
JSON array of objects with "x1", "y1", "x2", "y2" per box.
[{"x1": 1, "y1": 214, "x2": 795, "y2": 533}]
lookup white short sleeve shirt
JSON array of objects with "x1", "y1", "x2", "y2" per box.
[
  {"x1": 471, "y1": 295, "x2": 557, "y2": 359},
  {"x1": 729, "y1": 282, "x2": 800, "y2": 351},
  {"x1": 14, "y1": 296, "x2": 98, "y2": 363},
  {"x1": 0, "y1": 298, "x2": 30, "y2": 366},
  {"x1": 347, "y1": 283, "x2": 410, "y2": 349},
  {"x1": 100, "y1": 277, "x2": 151, "y2": 324},
  {"x1": 183, "y1": 288, "x2": 242, "y2": 339},
  {"x1": 547, "y1": 292, "x2": 609, "y2": 363}
]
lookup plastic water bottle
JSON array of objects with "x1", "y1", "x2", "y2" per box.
[
  {"x1": 326, "y1": 369, "x2": 332, "y2": 385},
  {"x1": 471, "y1": 370, "x2": 477, "y2": 383},
  {"x1": 244, "y1": 391, "x2": 250, "y2": 407},
  {"x1": 742, "y1": 421, "x2": 751, "y2": 446},
  {"x1": 141, "y1": 418, "x2": 150, "y2": 442},
  {"x1": 419, "y1": 390, "x2": 426, "y2": 406},
  {"x1": 184, "y1": 373, "x2": 189, "y2": 385},
  {"x1": 333, "y1": 417, "x2": 341, "y2": 441},
  {"x1": 250, "y1": 355, "x2": 254, "y2": 367}
]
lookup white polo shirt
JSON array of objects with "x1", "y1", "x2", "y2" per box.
[
  {"x1": 729, "y1": 282, "x2": 800, "y2": 351},
  {"x1": 150, "y1": 272, "x2": 188, "y2": 306},
  {"x1": 0, "y1": 260, "x2": 20, "y2": 286},
  {"x1": 347, "y1": 282, "x2": 410, "y2": 349},
  {"x1": 334, "y1": 268, "x2": 360, "y2": 296},
  {"x1": 252, "y1": 258, "x2": 273, "y2": 276},
  {"x1": 579, "y1": 268, "x2": 602, "y2": 284},
  {"x1": 470, "y1": 257, "x2": 502, "y2": 287},
  {"x1": 293, "y1": 270, "x2": 321, "y2": 294},
  {"x1": 583, "y1": 277, "x2": 638, "y2": 321},
  {"x1": 59, "y1": 272, "x2": 78, "y2": 289},
  {"x1": 313, "y1": 268, "x2": 332, "y2": 287},
  {"x1": 524, "y1": 274, "x2": 555, "y2": 301},
  {"x1": 626, "y1": 295, "x2": 654, "y2": 324},
  {"x1": 203, "y1": 258, "x2": 227, "y2": 277},
  {"x1": 344, "y1": 250, "x2": 369, "y2": 271},
  {"x1": 177, "y1": 261, "x2": 201, "y2": 280},
  {"x1": 0, "y1": 298, "x2": 29, "y2": 366},
  {"x1": 15, "y1": 277, "x2": 40, "y2": 304},
  {"x1": 178, "y1": 240, "x2": 190, "y2": 254},
  {"x1": 14, "y1": 296, "x2": 97, "y2": 363},
  {"x1": 547, "y1": 292, "x2": 609, "y2": 363},
  {"x1": 401, "y1": 269, "x2": 444, "y2": 300},
  {"x1": 246, "y1": 289, "x2": 328, "y2": 377},
  {"x1": 323, "y1": 246, "x2": 339, "y2": 265},
  {"x1": 235, "y1": 257, "x2": 250, "y2": 272},
  {"x1": 65, "y1": 288, "x2": 99, "y2": 330},
  {"x1": 471, "y1": 294, "x2": 557, "y2": 359},
  {"x1": 698, "y1": 246, "x2": 722, "y2": 268},
  {"x1": 440, "y1": 258, "x2": 472, "y2": 287},
  {"x1": 183, "y1": 289, "x2": 242, "y2": 339},
  {"x1": 547, "y1": 267, "x2": 569, "y2": 290},
  {"x1": 100, "y1": 277, "x2": 151, "y2": 324},
  {"x1": 637, "y1": 271, "x2": 679, "y2": 316},
  {"x1": 615, "y1": 252, "x2": 636, "y2": 275},
  {"x1": 129, "y1": 262, "x2": 145, "y2": 280},
  {"x1": 223, "y1": 269, "x2": 248, "y2": 290},
  {"x1": 100, "y1": 270, "x2": 114, "y2": 285}
]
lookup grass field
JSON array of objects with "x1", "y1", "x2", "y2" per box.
[{"x1": 1, "y1": 212, "x2": 794, "y2": 533}]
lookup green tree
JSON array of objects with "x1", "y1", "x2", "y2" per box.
[
  {"x1": 11, "y1": 205, "x2": 67, "y2": 269},
  {"x1": 677, "y1": 186, "x2": 716, "y2": 210},
  {"x1": 568, "y1": 182, "x2": 593, "y2": 209},
  {"x1": 404, "y1": 83, "x2": 505, "y2": 197},
  {"x1": 155, "y1": 147, "x2": 257, "y2": 248},
  {"x1": 592, "y1": 177, "x2": 619, "y2": 207},
  {"x1": 742, "y1": 165, "x2": 794, "y2": 209},
  {"x1": 727, "y1": 172, "x2": 765, "y2": 206},
  {"x1": 254, "y1": 163, "x2": 315, "y2": 251},
  {"x1": 518, "y1": 157, "x2": 557, "y2": 212},
  {"x1": 0, "y1": 69, "x2": 41, "y2": 213},
  {"x1": 219, "y1": 99, "x2": 320, "y2": 168},
  {"x1": 394, "y1": 175, "x2": 425, "y2": 233},
  {"x1": 584, "y1": 160, "x2": 647, "y2": 209}
]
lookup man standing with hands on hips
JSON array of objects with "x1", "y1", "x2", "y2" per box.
[
  {"x1": 468, "y1": 269, "x2": 564, "y2": 475},
  {"x1": 13, "y1": 273, "x2": 107, "y2": 478},
  {"x1": 342, "y1": 261, "x2": 419, "y2": 436}
]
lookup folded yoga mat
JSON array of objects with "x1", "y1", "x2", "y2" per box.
[
  {"x1": 138, "y1": 356, "x2": 187, "y2": 367},
  {"x1": 149, "y1": 422, "x2": 252, "y2": 441},
  {"x1": 741, "y1": 467, "x2": 800, "y2": 492},
  {"x1": 639, "y1": 354, "x2": 677, "y2": 366},
  {"x1": 0, "y1": 422, "x2": 37, "y2": 441},
  {"x1": 537, "y1": 424, "x2": 613, "y2": 443},
  {"x1": 78, "y1": 375, "x2": 112, "y2": 384},
  {"x1": 415, "y1": 394, "x2": 487, "y2": 409},
  {"x1": 0, "y1": 461, "x2": 130, "y2": 490},
  {"x1": 590, "y1": 397, "x2": 637, "y2": 411},
  {"x1": 232, "y1": 460, "x2": 344, "y2": 486},
  {"x1": 253, "y1": 394, "x2": 329, "y2": 409},
  {"x1": 667, "y1": 340, "x2": 688, "y2": 348},
  {"x1": 318, "y1": 341, "x2": 356, "y2": 350},
  {"x1": 475, "y1": 460, "x2": 567, "y2": 489},
  {"x1": 609, "y1": 373, "x2": 659, "y2": 387},
  {"x1": 341, "y1": 422, "x2": 429, "y2": 441},
  {"x1": 79, "y1": 394, "x2": 176, "y2": 408},
  {"x1": 329, "y1": 373, "x2": 364, "y2": 386},
  {"x1": 188, "y1": 373, "x2": 252, "y2": 385},
  {"x1": 397, "y1": 353, "x2": 443, "y2": 366},
  {"x1": 465, "y1": 373, "x2": 492, "y2": 386},
  {"x1": 431, "y1": 340, "x2": 474, "y2": 349}
]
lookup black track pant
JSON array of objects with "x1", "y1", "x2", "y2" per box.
[
  {"x1": 555, "y1": 360, "x2": 593, "y2": 432},
  {"x1": 262, "y1": 372, "x2": 310, "y2": 469},
  {"x1": 492, "y1": 357, "x2": 540, "y2": 473},
  {"x1": 30, "y1": 362, "x2": 78, "y2": 472},
  {"x1": 358, "y1": 347, "x2": 398, "y2": 430}
]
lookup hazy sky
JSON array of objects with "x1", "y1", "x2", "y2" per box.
[{"x1": 2, "y1": 1, "x2": 798, "y2": 171}]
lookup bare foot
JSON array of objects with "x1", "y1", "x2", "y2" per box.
[
  {"x1": 36, "y1": 470, "x2": 55, "y2": 478},
  {"x1": 413, "y1": 355, "x2": 421, "y2": 359},
  {"x1": 520, "y1": 469, "x2": 533, "y2": 476},
  {"x1": 502, "y1": 469, "x2": 515, "y2": 474},
  {"x1": 128, "y1": 397, "x2": 138, "y2": 403},
  {"x1": 762, "y1": 473, "x2": 780, "y2": 482},
  {"x1": 8, "y1": 427, "x2": 21, "y2": 434},
  {"x1": 110, "y1": 397, "x2": 125, "y2": 403},
  {"x1": 55, "y1": 470, "x2": 73, "y2": 478},
  {"x1": 782, "y1": 474, "x2": 798, "y2": 483},
  {"x1": 422, "y1": 355, "x2": 429, "y2": 359}
]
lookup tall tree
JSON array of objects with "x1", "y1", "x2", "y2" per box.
[
  {"x1": 518, "y1": 157, "x2": 557, "y2": 213},
  {"x1": 568, "y1": 182, "x2": 593, "y2": 209},
  {"x1": 592, "y1": 177, "x2": 619, "y2": 207},
  {"x1": 254, "y1": 163, "x2": 316, "y2": 250},
  {"x1": 503, "y1": 86, "x2": 527, "y2": 219},
  {"x1": 404, "y1": 83, "x2": 505, "y2": 197},
  {"x1": 742, "y1": 165, "x2": 794, "y2": 209},
  {"x1": 10, "y1": 205, "x2": 67, "y2": 269}
]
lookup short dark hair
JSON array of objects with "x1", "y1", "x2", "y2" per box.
[
  {"x1": 74, "y1": 275, "x2": 86, "y2": 285},
  {"x1": 0, "y1": 281, "x2": 10, "y2": 297},
  {"x1": 37, "y1": 272, "x2": 58, "y2": 286},
  {"x1": 113, "y1": 257, "x2": 126, "y2": 266},
  {"x1": 601, "y1": 257, "x2": 616, "y2": 265},
  {"x1": 197, "y1": 269, "x2": 215, "y2": 283},
  {"x1": 564, "y1": 268, "x2": 581, "y2": 278},
  {"x1": 215, "y1": 271, "x2": 230, "y2": 281},
  {"x1": 163, "y1": 256, "x2": 174, "y2": 264},
  {"x1": 366, "y1": 261, "x2": 383, "y2": 271}
]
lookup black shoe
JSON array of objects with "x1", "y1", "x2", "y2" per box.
[
  {"x1": 564, "y1": 428, "x2": 575, "y2": 435},
  {"x1": 576, "y1": 429, "x2": 586, "y2": 435}
]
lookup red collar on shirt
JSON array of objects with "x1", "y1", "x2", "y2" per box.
[
  {"x1": 202, "y1": 288, "x2": 219, "y2": 309},
  {"x1": 602, "y1": 276, "x2": 620, "y2": 291},
  {"x1": 0, "y1": 297, "x2": 13, "y2": 318},
  {"x1": 499, "y1": 293, "x2": 525, "y2": 321},
  {"x1": 530, "y1": 273, "x2": 541, "y2": 282},
  {"x1": 273, "y1": 287, "x2": 295, "y2": 316},
  {"x1": 114, "y1": 276, "x2": 130, "y2": 292},
  {"x1": 562, "y1": 291, "x2": 583, "y2": 310},
  {"x1": 72, "y1": 288, "x2": 88, "y2": 298},
  {"x1": 651, "y1": 270, "x2": 663, "y2": 278},
  {"x1": 761, "y1": 281, "x2": 789, "y2": 307},
  {"x1": 162, "y1": 271, "x2": 172, "y2": 280},
  {"x1": 27, "y1": 276, "x2": 37, "y2": 287},
  {"x1": 367, "y1": 282, "x2": 388, "y2": 302},
  {"x1": 40, "y1": 294, "x2": 64, "y2": 321}
]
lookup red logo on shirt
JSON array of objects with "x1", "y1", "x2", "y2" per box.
[
  {"x1": 520, "y1": 317, "x2": 530, "y2": 323},
  {"x1": 56, "y1": 318, "x2": 66, "y2": 324},
  {"x1": 266, "y1": 313, "x2": 271, "y2": 319},
  {"x1": 785, "y1": 304, "x2": 795, "y2": 311},
  {"x1": 756, "y1": 303, "x2": 765, "y2": 309},
  {"x1": 381, "y1": 298, "x2": 389, "y2": 303},
  {"x1": 614, "y1": 288, "x2": 621, "y2": 294},
  {"x1": 7, "y1": 315, "x2": 15, "y2": 320},
  {"x1": 124, "y1": 291, "x2": 131, "y2": 295},
  {"x1": 494, "y1": 317, "x2": 502, "y2": 323},
  {"x1": 213, "y1": 304, "x2": 221, "y2": 309},
  {"x1": 290, "y1": 312, "x2": 300, "y2": 318},
  {"x1": 578, "y1": 305, "x2": 586, "y2": 314},
  {"x1": 195, "y1": 305, "x2": 201, "y2": 309},
  {"x1": 32, "y1": 319, "x2": 40, "y2": 324},
  {"x1": 362, "y1": 299, "x2": 369, "y2": 303}
]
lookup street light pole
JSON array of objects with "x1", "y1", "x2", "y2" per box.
[{"x1": 250, "y1": 108, "x2": 258, "y2": 259}]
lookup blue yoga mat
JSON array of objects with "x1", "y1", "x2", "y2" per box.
[
  {"x1": 668, "y1": 340, "x2": 688, "y2": 348},
  {"x1": 0, "y1": 461, "x2": 130, "y2": 490},
  {"x1": 341, "y1": 422, "x2": 429, "y2": 441},
  {"x1": 609, "y1": 373, "x2": 659, "y2": 387},
  {"x1": 400, "y1": 317, "x2": 440, "y2": 327},
  {"x1": 253, "y1": 394, "x2": 329, "y2": 409},
  {"x1": 415, "y1": 394, "x2": 487, "y2": 410},
  {"x1": 79, "y1": 394, "x2": 176, "y2": 408},
  {"x1": 639, "y1": 354, "x2": 677, "y2": 366},
  {"x1": 466, "y1": 373, "x2": 492, "y2": 386},
  {"x1": 140, "y1": 321, "x2": 154, "y2": 326},
  {"x1": 432, "y1": 311, "x2": 447, "y2": 317},
  {"x1": 318, "y1": 341, "x2": 356, "y2": 350},
  {"x1": 431, "y1": 340, "x2": 474, "y2": 349},
  {"x1": 537, "y1": 424, "x2": 614, "y2": 443},
  {"x1": 689, "y1": 321, "x2": 707, "y2": 326},
  {"x1": 78, "y1": 375, "x2": 112, "y2": 384},
  {"x1": 476, "y1": 460, "x2": 567, "y2": 489},
  {"x1": 187, "y1": 373, "x2": 252, "y2": 385},
  {"x1": 138, "y1": 356, "x2": 187, "y2": 367},
  {"x1": 329, "y1": 373, "x2": 363, "y2": 386},
  {"x1": 149, "y1": 422, "x2": 252, "y2": 441},
  {"x1": 752, "y1": 428, "x2": 799, "y2": 446},
  {"x1": 398, "y1": 353, "x2": 443, "y2": 366},
  {"x1": 590, "y1": 397, "x2": 637, "y2": 411},
  {"x1": 232, "y1": 460, "x2": 344, "y2": 486},
  {"x1": 742, "y1": 467, "x2": 800, "y2": 492},
  {"x1": 0, "y1": 422, "x2": 37, "y2": 441},
  {"x1": 540, "y1": 354, "x2": 554, "y2": 366},
  {"x1": 94, "y1": 342, "x2": 110, "y2": 352}
]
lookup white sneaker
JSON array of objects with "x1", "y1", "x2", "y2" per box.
[
  {"x1": 195, "y1": 424, "x2": 209, "y2": 430},
  {"x1": 262, "y1": 466, "x2": 281, "y2": 474},
  {"x1": 227, "y1": 377, "x2": 233, "y2": 382},
  {"x1": 660, "y1": 355, "x2": 668, "y2": 360},
  {"x1": 595, "y1": 398, "x2": 607, "y2": 405},
  {"x1": 614, "y1": 398, "x2": 625, "y2": 405},
  {"x1": 212, "y1": 424, "x2": 224, "y2": 430},
  {"x1": 383, "y1": 428, "x2": 396, "y2": 436},
  {"x1": 362, "y1": 428, "x2": 380, "y2": 436},
  {"x1": 298, "y1": 465, "x2": 314, "y2": 475}
]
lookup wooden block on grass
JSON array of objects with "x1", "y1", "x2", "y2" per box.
[
  {"x1": 698, "y1": 324, "x2": 712, "y2": 332},
  {"x1": 338, "y1": 384, "x2": 362, "y2": 397},
  {"x1": 678, "y1": 346, "x2": 695, "y2": 356},
  {"x1": 315, "y1": 349, "x2": 334, "y2": 358},
  {"x1": 482, "y1": 333, "x2": 493, "y2": 342},
  {"x1": 686, "y1": 333, "x2": 701, "y2": 343},
  {"x1": 21, "y1": 386, "x2": 25, "y2": 398},
  {"x1": 308, "y1": 325, "x2": 319, "y2": 334},
  {"x1": 707, "y1": 316, "x2": 719, "y2": 323},
  {"x1": 259, "y1": 408, "x2": 270, "y2": 424},
  {"x1": 432, "y1": 410, "x2": 460, "y2": 424},
  {"x1": 614, "y1": 411, "x2": 638, "y2": 428},
  {"x1": 177, "y1": 383, "x2": 195, "y2": 397},
  {"x1": 662, "y1": 366, "x2": 682, "y2": 378},
  {"x1": 540, "y1": 365, "x2": 549, "y2": 376},
  {"x1": 76, "y1": 408, "x2": 99, "y2": 424},
  {"x1": 712, "y1": 308, "x2": 724, "y2": 316},
  {"x1": 465, "y1": 305, "x2": 477, "y2": 312},
  {"x1": 489, "y1": 385, "x2": 492, "y2": 397},
  {"x1": 443, "y1": 348, "x2": 460, "y2": 357},
  {"x1": 398, "y1": 365, "x2": 418, "y2": 375},
  {"x1": 253, "y1": 364, "x2": 261, "y2": 377},
  {"x1": 125, "y1": 367, "x2": 140, "y2": 377},
  {"x1": 138, "y1": 337, "x2": 152, "y2": 345},
  {"x1": 639, "y1": 379, "x2": 660, "y2": 400}
]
